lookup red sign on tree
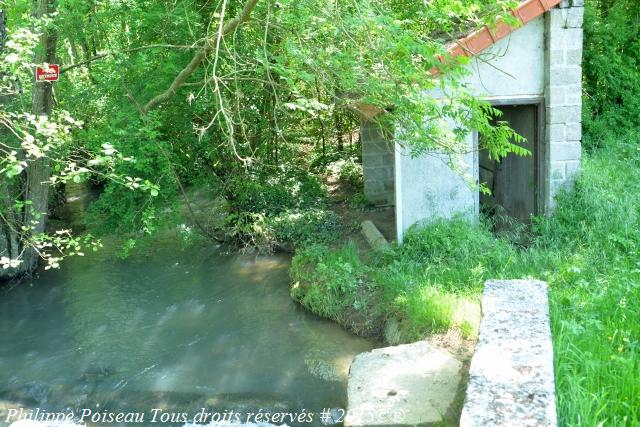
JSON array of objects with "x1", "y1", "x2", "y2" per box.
[{"x1": 35, "y1": 64, "x2": 59, "y2": 82}]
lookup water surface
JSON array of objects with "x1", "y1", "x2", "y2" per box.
[{"x1": 0, "y1": 236, "x2": 373, "y2": 425}]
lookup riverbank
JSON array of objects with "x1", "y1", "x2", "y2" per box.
[{"x1": 288, "y1": 133, "x2": 640, "y2": 425}]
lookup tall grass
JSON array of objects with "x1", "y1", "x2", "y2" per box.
[
  {"x1": 544, "y1": 137, "x2": 640, "y2": 425},
  {"x1": 290, "y1": 132, "x2": 640, "y2": 426}
]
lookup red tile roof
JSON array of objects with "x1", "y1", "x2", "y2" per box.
[
  {"x1": 356, "y1": 0, "x2": 563, "y2": 118},
  {"x1": 432, "y1": 0, "x2": 563, "y2": 75}
]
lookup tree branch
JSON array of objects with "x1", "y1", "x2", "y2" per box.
[
  {"x1": 60, "y1": 44, "x2": 197, "y2": 74},
  {"x1": 140, "y1": 0, "x2": 260, "y2": 114}
]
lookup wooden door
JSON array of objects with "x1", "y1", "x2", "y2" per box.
[{"x1": 479, "y1": 104, "x2": 539, "y2": 223}]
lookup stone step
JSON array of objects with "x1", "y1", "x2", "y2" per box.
[{"x1": 345, "y1": 341, "x2": 462, "y2": 426}]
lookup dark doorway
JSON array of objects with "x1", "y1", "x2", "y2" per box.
[{"x1": 479, "y1": 104, "x2": 542, "y2": 225}]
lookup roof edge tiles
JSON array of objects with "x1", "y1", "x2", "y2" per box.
[
  {"x1": 356, "y1": 0, "x2": 563, "y2": 118},
  {"x1": 432, "y1": 0, "x2": 563, "y2": 75}
]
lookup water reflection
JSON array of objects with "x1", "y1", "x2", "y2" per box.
[{"x1": 0, "y1": 239, "x2": 373, "y2": 425}]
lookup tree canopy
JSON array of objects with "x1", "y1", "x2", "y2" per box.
[{"x1": 1, "y1": 0, "x2": 525, "y2": 276}]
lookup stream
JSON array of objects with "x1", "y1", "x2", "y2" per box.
[{"x1": 0, "y1": 185, "x2": 374, "y2": 426}]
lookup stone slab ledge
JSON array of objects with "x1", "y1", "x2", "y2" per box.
[{"x1": 460, "y1": 279, "x2": 557, "y2": 427}]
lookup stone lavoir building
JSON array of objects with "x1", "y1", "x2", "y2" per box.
[{"x1": 362, "y1": 0, "x2": 584, "y2": 242}]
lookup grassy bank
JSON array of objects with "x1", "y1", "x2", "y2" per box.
[{"x1": 290, "y1": 132, "x2": 640, "y2": 425}]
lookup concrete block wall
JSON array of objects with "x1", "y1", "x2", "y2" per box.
[
  {"x1": 361, "y1": 120, "x2": 395, "y2": 205},
  {"x1": 544, "y1": 1, "x2": 584, "y2": 211}
]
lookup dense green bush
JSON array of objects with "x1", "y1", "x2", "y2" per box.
[
  {"x1": 267, "y1": 208, "x2": 345, "y2": 247},
  {"x1": 84, "y1": 117, "x2": 180, "y2": 235},
  {"x1": 227, "y1": 166, "x2": 327, "y2": 216},
  {"x1": 221, "y1": 165, "x2": 349, "y2": 251},
  {"x1": 324, "y1": 156, "x2": 364, "y2": 190},
  {"x1": 228, "y1": 207, "x2": 347, "y2": 252},
  {"x1": 582, "y1": 0, "x2": 640, "y2": 149}
]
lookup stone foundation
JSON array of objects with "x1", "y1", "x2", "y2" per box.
[{"x1": 361, "y1": 120, "x2": 395, "y2": 205}]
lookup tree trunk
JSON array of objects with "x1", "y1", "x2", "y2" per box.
[
  {"x1": 0, "y1": 1, "x2": 56, "y2": 280},
  {"x1": 0, "y1": 7, "x2": 20, "y2": 281},
  {"x1": 21, "y1": 0, "x2": 57, "y2": 271},
  {"x1": 0, "y1": 9, "x2": 6, "y2": 50},
  {"x1": 0, "y1": 179, "x2": 22, "y2": 280}
]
